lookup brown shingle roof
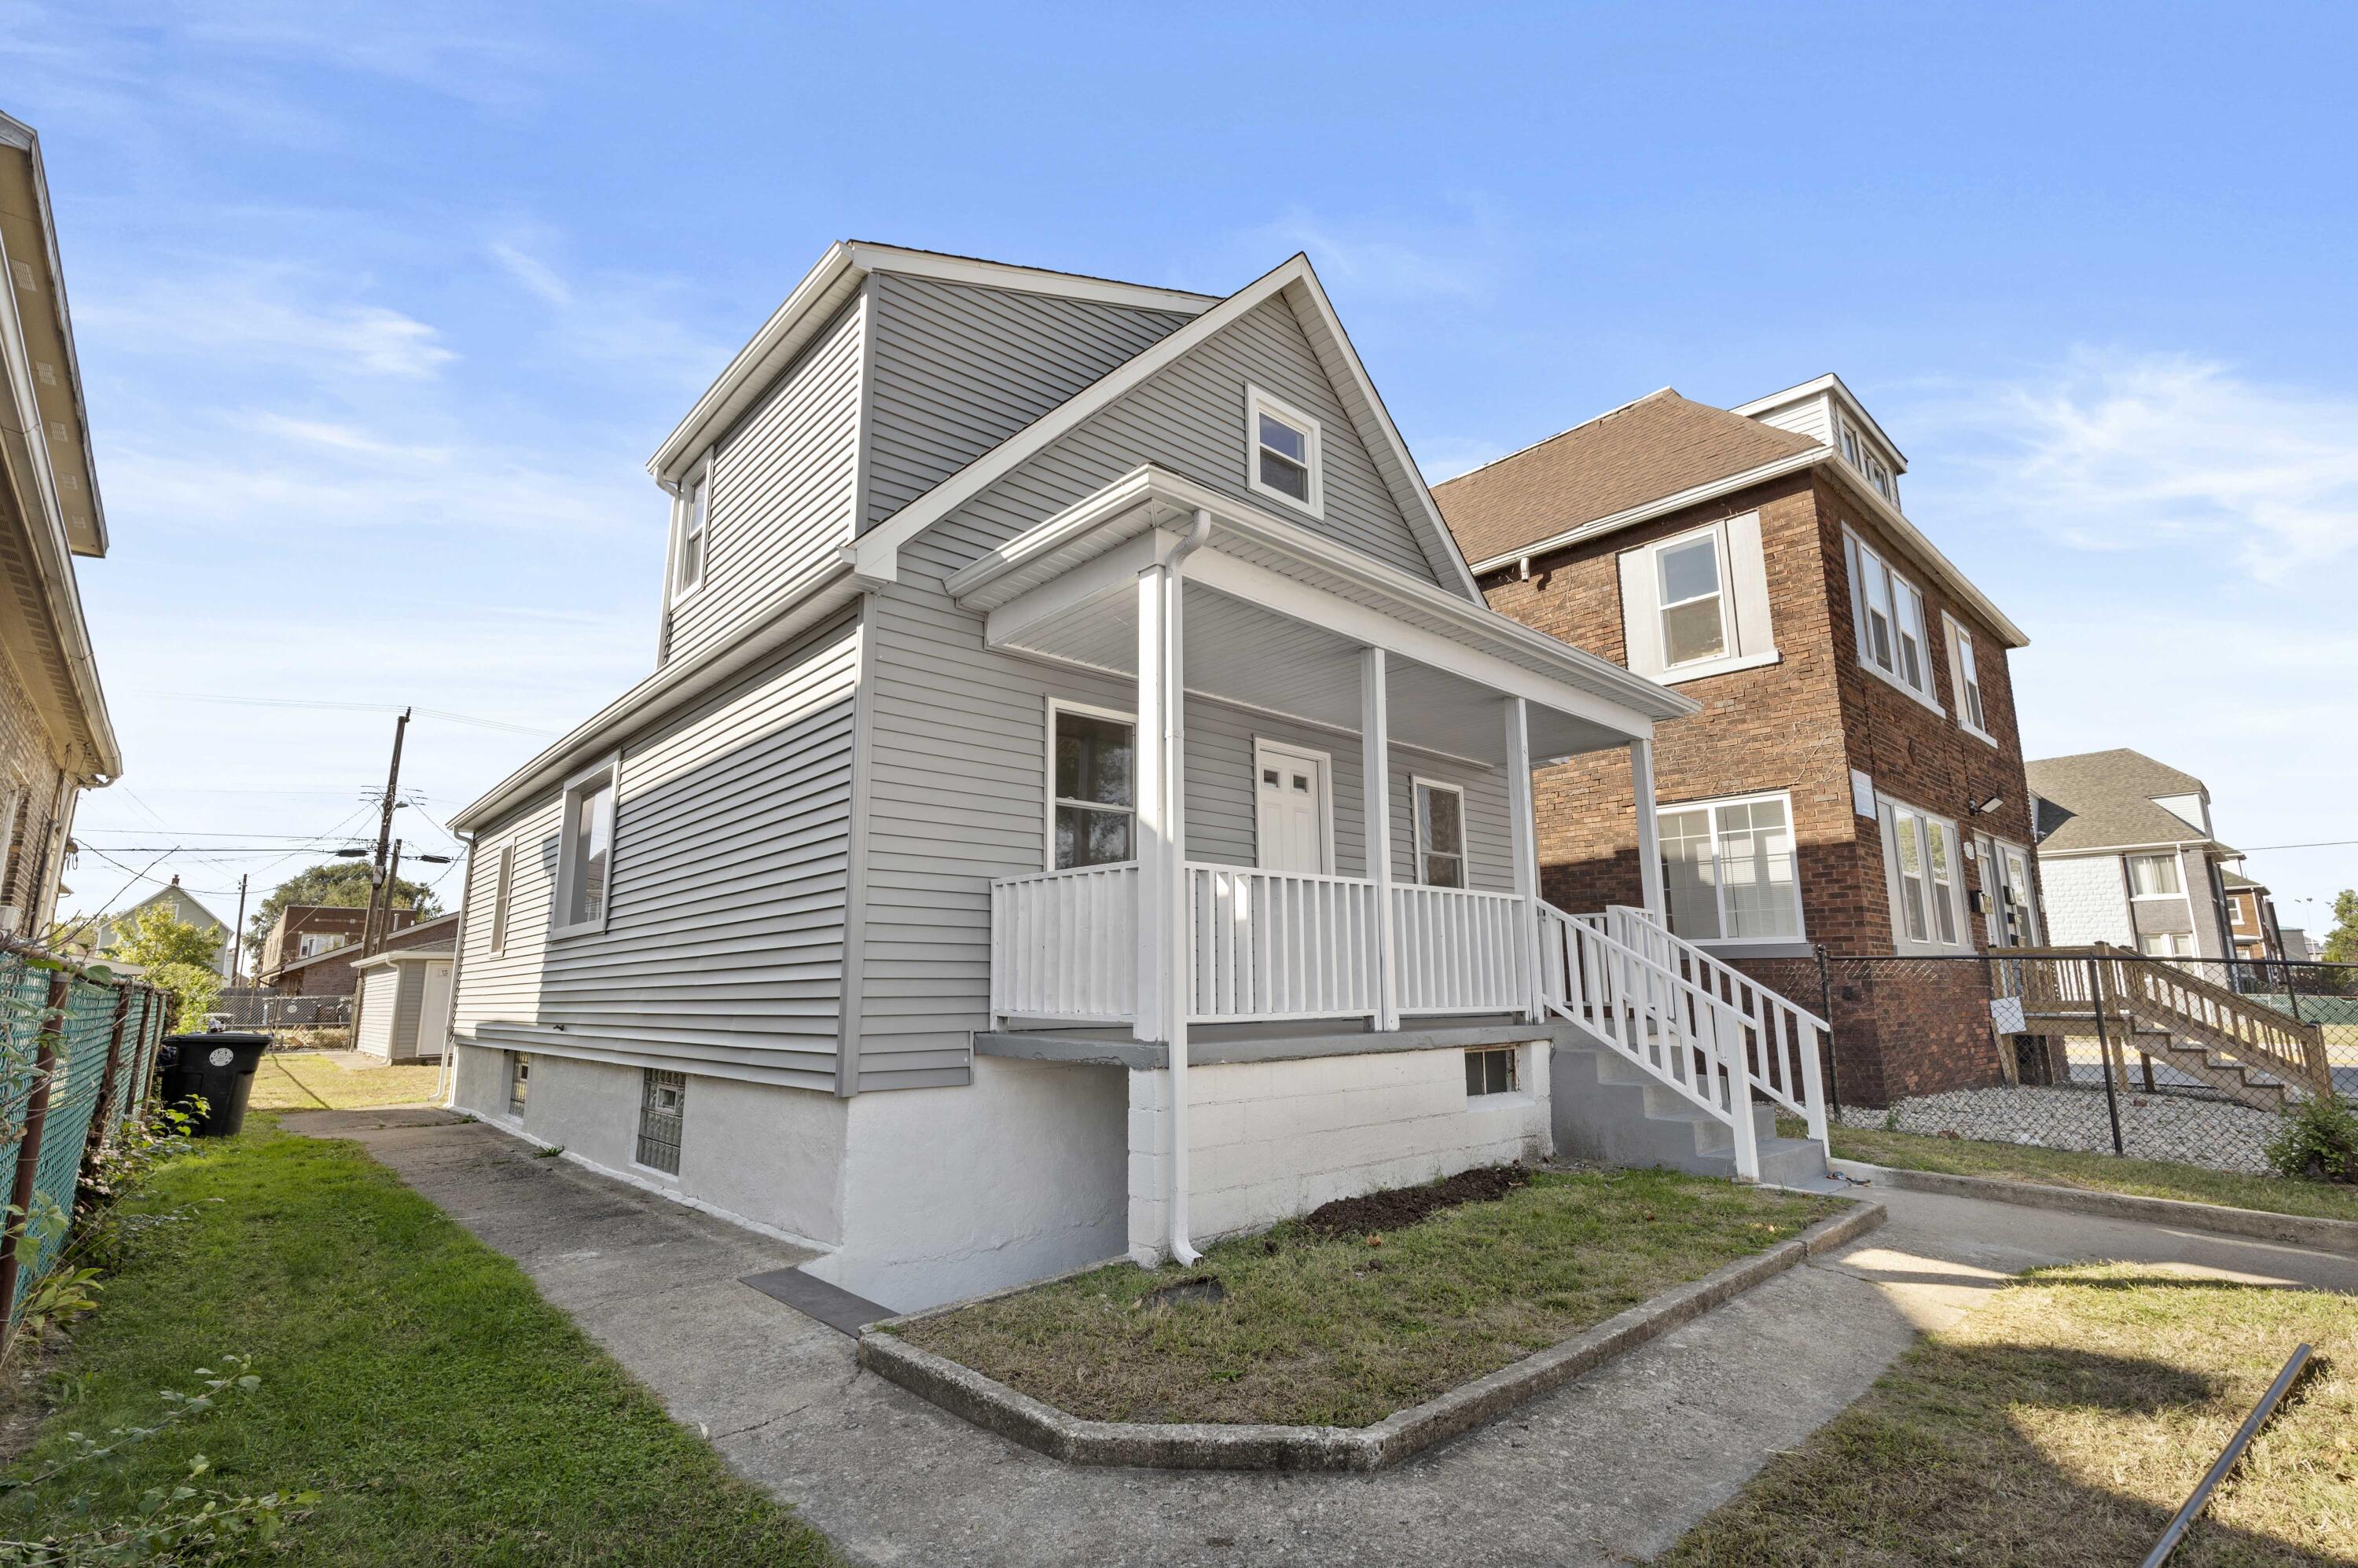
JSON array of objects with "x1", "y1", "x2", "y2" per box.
[
  {"x1": 1431, "y1": 388, "x2": 1824, "y2": 566},
  {"x1": 2023, "y1": 750, "x2": 2230, "y2": 856}
]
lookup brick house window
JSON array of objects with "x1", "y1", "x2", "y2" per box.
[
  {"x1": 1843, "y1": 530, "x2": 1937, "y2": 708},
  {"x1": 1658, "y1": 792, "x2": 1802, "y2": 943},
  {"x1": 1943, "y1": 614, "x2": 1992, "y2": 742},
  {"x1": 1879, "y1": 798, "x2": 1967, "y2": 951},
  {"x1": 1616, "y1": 516, "x2": 1775, "y2": 685}
]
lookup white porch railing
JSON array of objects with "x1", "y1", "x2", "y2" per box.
[
  {"x1": 1537, "y1": 901, "x2": 1830, "y2": 1179},
  {"x1": 1392, "y1": 884, "x2": 1531, "y2": 1015},
  {"x1": 1188, "y1": 865, "x2": 1379, "y2": 1022},
  {"x1": 990, "y1": 862, "x2": 1137, "y2": 1023}
]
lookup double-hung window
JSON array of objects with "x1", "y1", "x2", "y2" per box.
[
  {"x1": 1414, "y1": 779, "x2": 1467, "y2": 888},
  {"x1": 1656, "y1": 531, "x2": 1730, "y2": 668},
  {"x1": 1945, "y1": 614, "x2": 1991, "y2": 740},
  {"x1": 1051, "y1": 704, "x2": 1135, "y2": 869},
  {"x1": 1844, "y1": 530, "x2": 1936, "y2": 706},
  {"x1": 2128, "y1": 854, "x2": 2183, "y2": 898},
  {"x1": 1658, "y1": 792, "x2": 1803, "y2": 943},
  {"x1": 488, "y1": 841, "x2": 516, "y2": 955},
  {"x1": 552, "y1": 755, "x2": 619, "y2": 938},
  {"x1": 672, "y1": 465, "x2": 709, "y2": 601},
  {"x1": 1882, "y1": 798, "x2": 1965, "y2": 949},
  {"x1": 1245, "y1": 385, "x2": 1323, "y2": 515}
]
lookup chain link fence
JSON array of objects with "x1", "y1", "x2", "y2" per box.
[
  {"x1": 0, "y1": 940, "x2": 171, "y2": 1321},
  {"x1": 1741, "y1": 946, "x2": 2358, "y2": 1177},
  {"x1": 204, "y1": 987, "x2": 352, "y2": 1037}
]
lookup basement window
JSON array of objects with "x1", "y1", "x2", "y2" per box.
[
  {"x1": 508, "y1": 1052, "x2": 531, "y2": 1117},
  {"x1": 1465, "y1": 1047, "x2": 1518, "y2": 1097},
  {"x1": 1245, "y1": 384, "x2": 1323, "y2": 515},
  {"x1": 636, "y1": 1069, "x2": 685, "y2": 1174}
]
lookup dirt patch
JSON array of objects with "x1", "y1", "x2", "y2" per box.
[{"x1": 1300, "y1": 1163, "x2": 1530, "y2": 1239}]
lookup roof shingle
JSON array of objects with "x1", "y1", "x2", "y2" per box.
[{"x1": 2025, "y1": 749, "x2": 2228, "y2": 855}]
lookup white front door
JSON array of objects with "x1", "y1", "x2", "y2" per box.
[
  {"x1": 1254, "y1": 740, "x2": 1333, "y2": 875},
  {"x1": 414, "y1": 960, "x2": 455, "y2": 1062}
]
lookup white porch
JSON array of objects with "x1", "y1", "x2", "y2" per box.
[{"x1": 949, "y1": 466, "x2": 1827, "y2": 1261}]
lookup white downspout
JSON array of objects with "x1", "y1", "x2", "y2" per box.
[{"x1": 1165, "y1": 509, "x2": 1212, "y2": 1268}]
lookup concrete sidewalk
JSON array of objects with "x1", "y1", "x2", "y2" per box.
[{"x1": 287, "y1": 1109, "x2": 2358, "y2": 1568}]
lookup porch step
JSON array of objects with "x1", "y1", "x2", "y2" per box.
[{"x1": 1550, "y1": 1041, "x2": 1827, "y2": 1187}]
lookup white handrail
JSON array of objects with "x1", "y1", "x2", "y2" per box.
[
  {"x1": 1537, "y1": 901, "x2": 1761, "y2": 1177},
  {"x1": 1602, "y1": 906, "x2": 1829, "y2": 1148},
  {"x1": 989, "y1": 861, "x2": 1138, "y2": 1023},
  {"x1": 1189, "y1": 865, "x2": 1379, "y2": 1022},
  {"x1": 1393, "y1": 883, "x2": 1530, "y2": 1015}
]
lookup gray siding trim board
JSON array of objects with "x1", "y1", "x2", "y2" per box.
[{"x1": 836, "y1": 594, "x2": 880, "y2": 1096}]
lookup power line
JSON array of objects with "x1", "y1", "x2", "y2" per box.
[
  {"x1": 2237, "y1": 839, "x2": 2358, "y2": 854},
  {"x1": 143, "y1": 692, "x2": 557, "y2": 737}
]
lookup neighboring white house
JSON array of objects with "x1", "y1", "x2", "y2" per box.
[
  {"x1": 88, "y1": 876, "x2": 236, "y2": 979},
  {"x1": 2026, "y1": 749, "x2": 2239, "y2": 960},
  {"x1": 445, "y1": 244, "x2": 1833, "y2": 1311}
]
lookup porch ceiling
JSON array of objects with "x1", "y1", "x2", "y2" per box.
[{"x1": 1001, "y1": 578, "x2": 1628, "y2": 766}]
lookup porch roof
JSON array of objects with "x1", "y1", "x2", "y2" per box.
[{"x1": 946, "y1": 465, "x2": 1696, "y2": 765}]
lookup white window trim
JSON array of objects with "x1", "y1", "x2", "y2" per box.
[
  {"x1": 1656, "y1": 789, "x2": 1807, "y2": 945},
  {"x1": 1464, "y1": 1044, "x2": 1528, "y2": 1101},
  {"x1": 668, "y1": 455, "x2": 713, "y2": 608},
  {"x1": 2126, "y1": 853, "x2": 2186, "y2": 900},
  {"x1": 1879, "y1": 795, "x2": 1971, "y2": 953},
  {"x1": 1651, "y1": 520, "x2": 1738, "y2": 673},
  {"x1": 1977, "y1": 833, "x2": 2040, "y2": 947},
  {"x1": 1244, "y1": 384, "x2": 1324, "y2": 518},
  {"x1": 1251, "y1": 736, "x2": 1337, "y2": 875},
  {"x1": 1843, "y1": 527, "x2": 1945, "y2": 717},
  {"x1": 1045, "y1": 697, "x2": 1138, "y2": 873},
  {"x1": 1942, "y1": 612, "x2": 1996, "y2": 746},
  {"x1": 549, "y1": 751, "x2": 622, "y2": 940},
  {"x1": 488, "y1": 839, "x2": 516, "y2": 957},
  {"x1": 1411, "y1": 776, "x2": 1467, "y2": 888}
]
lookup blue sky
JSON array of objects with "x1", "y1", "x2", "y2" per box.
[{"x1": 11, "y1": 1, "x2": 2356, "y2": 944}]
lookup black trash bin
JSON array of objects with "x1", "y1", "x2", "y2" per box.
[{"x1": 156, "y1": 1031, "x2": 270, "y2": 1137}]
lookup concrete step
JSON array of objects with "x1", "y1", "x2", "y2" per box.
[{"x1": 1552, "y1": 1040, "x2": 1822, "y2": 1184}]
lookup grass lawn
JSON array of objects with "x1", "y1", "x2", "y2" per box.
[
  {"x1": 1815, "y1": 1121, "x2": 2358, "y2": 1225},
  {"x1": 1, "y1": 1114, "x2": 832, "y2": 1566},
  {"x1": 895, "y1": 1167, "x2": 1848, "y2": 1427},
  {"x1": 1659, "y1": 1261, "x2": 2358, "y2": 1566},
  {"x1": 251, "y1": 1050, "x2": 444, "y2": 1112}
]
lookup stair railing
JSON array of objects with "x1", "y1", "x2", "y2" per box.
[
  {"x1": 1537, "y1": 901, "x2": 1762, "y2": 1179},
  {"x1": 1601, "y1": 906, "x2": 1831, "y2": 1148}
]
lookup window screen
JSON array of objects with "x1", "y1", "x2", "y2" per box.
[{"x1": 636, "y1": 1069, "x2": 685, "y2": 1173}]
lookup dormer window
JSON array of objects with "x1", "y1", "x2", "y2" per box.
[
  {"x1": 1838, "y1": 422, "x2": 1897, "y2": 503},
  {"x1": 1246, "y1": 385, "x2": 1323, "y2": 515},
  {"x1": 672, "y1": 465, "x2": 710, "y2": 601}
]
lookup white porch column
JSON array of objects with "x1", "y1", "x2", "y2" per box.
[
  {"x1": 1505, "y1": 696, "x2": 1544, "y2": 1023},
  {"x1": 1629, "y1": 735, "x2": 1666, "y2": 919},
  {"x1": 1361, "y1": 648, "x2": 1398, "y2": 1032}
]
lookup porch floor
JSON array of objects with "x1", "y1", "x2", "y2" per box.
[{"x1": 975, "y1": 1015, "x2": 1585, "y2": 1070}]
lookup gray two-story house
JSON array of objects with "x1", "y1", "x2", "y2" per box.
[{"x1": 446, "y1": 244, "x2": 1831, "y2": 1310}]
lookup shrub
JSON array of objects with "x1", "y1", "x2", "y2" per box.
[
  {"x1": 142, "y1": 963, "x2": 222, "y2": 1034},
  {"x1": 2264, "y1": 1096, "x2": 2358, "y2": 1184}
]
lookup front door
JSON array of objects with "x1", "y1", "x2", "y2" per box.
[{"x1": 1254, "y1": 740, "x2": 1333, "y2": 875}]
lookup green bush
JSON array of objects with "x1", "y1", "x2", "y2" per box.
[
  {"x1": 2264, "y1": 1096, "x2": 2358, "y2": 1184},
  {"x1": 143, "y1": 962, "x2": 222, "y2": 1034}
]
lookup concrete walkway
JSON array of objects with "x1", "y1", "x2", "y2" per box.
[{"x1": 288, "y1": 1109, "x2": 2358, "y2": 1568}]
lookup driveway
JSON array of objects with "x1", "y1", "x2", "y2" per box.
[{"x1": 287, "y1": 1108, "x2": 2358, "y2": 1568}]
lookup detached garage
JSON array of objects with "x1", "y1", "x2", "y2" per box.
[{"x1": 353, "y1": 946, "x2": 456, "y2": 1063}]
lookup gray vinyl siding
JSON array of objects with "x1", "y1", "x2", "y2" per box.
[
  {"x1": 863, "y1": 274, "x2": 1190, "y2": 531},
  {"x1": 856, "y1": 575, "x2": 1511, "y2": 1081},
  {"x1": 905, "y1": 295, "x2": 1441, "y2": 586},
  {"x1": 454, "y1": 616, "x2": 860, "y2": 1089},
  {"x1": 664, "y1": 297, "x2": 865, "y2": 665}
]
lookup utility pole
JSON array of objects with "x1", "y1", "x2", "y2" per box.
[
  {"x1": 380, "y1": 840, "x2": 403, "y2": 952},
  {"x1": 360, "y1": 708, "x2": 411, "y2": 955},
  {"x1": 229, "y1": 873, "x2": 249, "y2": 988}
]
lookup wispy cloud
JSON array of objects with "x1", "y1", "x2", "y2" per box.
[
  {"x1": 1230, "y1": 201, "x2": 1515, "y2": 305},
  {"x1": 1923, "y1": 351, "x2": 2358, "y2": 582},
  {"x1": 485, "y1": 230, "x2": 731, "y2": 393},
  {"x1": 79, "y1": 266, "x2": 457, "y2": 380}
]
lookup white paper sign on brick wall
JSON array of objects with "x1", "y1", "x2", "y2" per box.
[{"x1": 1850, "y1": 769, "x2": 1877, "y2": 820}]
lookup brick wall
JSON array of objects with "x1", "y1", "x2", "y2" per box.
[{"x1": 0, "y1": 646, "x2": 72, "y2": 930}]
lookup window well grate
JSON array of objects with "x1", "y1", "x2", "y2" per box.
[{"x1": 636, "y1": 1069, "x2": 685, "y2": 1173}]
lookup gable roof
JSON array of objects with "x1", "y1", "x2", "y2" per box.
[
  {"x1": 847, "y1": 253, "x2": 1482, "y2": 601},
  {"x1": 2025, "y1": 750, "x2": 2228, "y2": 855},
  {"x1": 1431, "y1": 389, "x2": 1821, "y2": 566}
]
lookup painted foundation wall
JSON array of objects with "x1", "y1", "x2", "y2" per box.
[
  {"x1": 450, "y1": 1043, "x2": 849, "y2": 1247},
  {"x1": 806, "y1": 1056, "x2": 1129, "y2": 1312},
  {"x1": 1126, "y1": 1044, "x2": 1552, "y2": 1264}
]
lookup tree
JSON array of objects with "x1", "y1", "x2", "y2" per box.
[
  {"x1": 148, "y1": 960, "x2": 225, "y2": 1033},
  {"x1": 243, "y1": 861, "x2": 443, "y2": 963},
  {"x1": 102, "y1": 902, "x2": 223, "y2": 971},
  {"x1": 2323, "y1": 890, "x2": 2358, "y2": 964}
]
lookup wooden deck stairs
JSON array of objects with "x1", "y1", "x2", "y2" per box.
[{"x1": 2001, "y1": 946, "x2": 2332, "y2": 1113}]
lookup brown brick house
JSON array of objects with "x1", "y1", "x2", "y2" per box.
[
  {"x1": 264, "y1": 909, "x2": 450, "y2": 999},
  {"x1": 257, "y1": 903, "x2": 421, "y2": 990},
  {"x1": 1434, "y1": 376, "x2": 2045, "y2": 1103}
]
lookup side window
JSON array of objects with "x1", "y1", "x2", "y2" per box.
[
  {"x1": 553, "y1": 757, "x2": 619, "y2": 937},
  {"x1": 673, "y1": 463, "x2": 710, "y2": 600},
  {"x1": 488, "y1": 842, "x2": 516, "y2": 955},
  {"x1": 1414, "y1": 780, "x2": 1466, "y2": 887},
  {"x1": 1051, "y1": 706, "x2": 1136, "y2": 870},
  {"x1": 1617, "y1": 515, "x2": 1772, "y2": 681},
  {"x1": 637, "y1": 1069, "x2": 685, "y2": 1173},
  {"x1": 1946, "y1": 615, "x2": 1991, "y2": 738},
  {"x1": 1845, "y1": 531, "x2": 1937, "y2": 705},
  {"x1": 1882, "y1": 798, "x2": 1966, "y2": 950},
  {"x1": 1656, "y1": 532, "x2": 1728, "y2": 666},
  {"x1": 1244, "y1": 384, "x2": 1324, "y2": 515}
]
